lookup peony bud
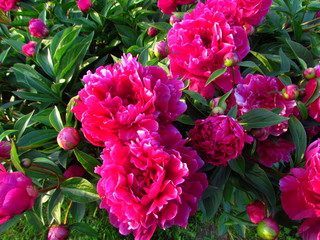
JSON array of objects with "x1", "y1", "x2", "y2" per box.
[
  {"x1": 281, "y1": 85, "x2": 299, "y2": 100},
  {"x1": 169, "y1": 15, "x2": 181, "y2": 25},
  {"x1": 76, "y1": 0, "x2": 91, "y2": 13},
  {"x1": 250, "y1": 128, "x2": 270, "y2": 141},
  {"x1": 154, "y1": 41, "x2": 169, "y2": 59},
  {"x1": 257, "y1": 217, "x2": 280, "y2": 240},
  {"x1": 303, "y1": 68, "x2": 316, "y2": 79},
  {"x1": 315, "y1": 63, "x2": 320, "y2": 77},
  {"x1": 210, "y1": 97, "x2": 227, "y2": 115},
  {"x1": 147, "y1": 27, "x2": 158, "y2": 37},
  {"x1": 29, "y1": 19, "x2": 49, "y2": 39},
  {"x1": 48, "y1": 225, "x2": 69, "y2": 240},
  {"x1": 57, "y1": 127, "x2": 81, "y2": 150},
  {"x1": 21, "y1": 41, "x2": 37, "y2": 57},
  {"x1": 0, "y1": 141, "x2": 11, "y2": 159},
  {"x1": 246, "y1": 201, "x2": 266, "y2": 224},
  {"x1": 21, "y1": 158, "x2": 32, "y2": 168},
  {"x1": 223, "y1": 52, "x2": 240, "y2": 67},
  {"x1": 63, "y1": 165, "x2": 85, "y2": 179}
]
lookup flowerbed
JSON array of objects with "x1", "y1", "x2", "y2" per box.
[{"x1": 0, "y1": 0, "x2": 319, "y2": 239}]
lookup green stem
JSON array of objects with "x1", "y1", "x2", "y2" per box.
[{"x1": 63, "y1": 201, "x2": 73, "y2": 225}]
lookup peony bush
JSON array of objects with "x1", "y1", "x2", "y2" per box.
[{"x1": 0, "y1": 0, "x2": 319, "y2": 239}]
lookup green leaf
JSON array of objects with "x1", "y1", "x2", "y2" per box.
[
  {"x1": 289, "y1": 115, "x2": 306, "y2": 165},
  {"x1": 73, "y1": 148, "x2": 101, "y2": 178},
  {"x1": 61, "y1": 177, "x2": 100, "y2": 203},
  {"x1": 47, "y1": 189, "x2": 64, "y2": 224},
  {"x1": 296, "y1": 100, "x2": 308, "y2": 120},
  {"x1": 307, "y1": 3, "x2": 320, "y2": 11},
  {"x1": 10, "y1": 141, "x2": 25, "y2": 174},
  {"x1": 69, "y1": 222, "x2": 98, "y2": 237},
  {"x1": 250, "y1": 51, "x2": 273, "y2": 72},
  {"x1": 176, "y1": 114, "x2": 194, "y2": 125},
  {"x1": 36, "y1": 48, "x2": 55, "y2": 78},
  {"x1": 49, "y1": 106, "x2": 64, "y2": 132},
  {"x1": 0, "y1": 130, "x2": 18, "y2": 141},
  {"x1": 25, "y1": 210, "x2": 44, "y2": 232},
  {"x1": 285, "y1": 39, "x2": 314, "y2": 68},
  {"x1": 237, "y1": 61, "x2": 264, "y2": 74},
  {"x1": 66, "y1": 97, "x2": 78, "y2": 126},
  {"x1": 115, "y1": 24, "x2": 139, "y2": 47},
  {"x1": 183, "y1": 90, "x2": 208, "y2": 106},
  {"x1": 13, "y1": 91, "x2": 59, "y2": 103},
  {"x1": 239, "y1": 108, "x2": 289, "y2": 130},
  {"x1": 14, "y1": 111, "x2": 34, "y2": 142},
  {"x1": 18, "y1": 129, "x2": 57, "y2": 147},
  {"x1": 227, "y1": 105, "x2": 237, "y2": 118},
  {"x1": 279, "y1": 48, "x2": 291, "y2": 74},
  {"x1": 70, "y1": 202, "x2": 86, "y2": 222},
  {"x1": 0, "y1": 214, "x2": 22, "y2": 233},
  {"x1": 2, "y1": 39, "x2": 24, "y2": 52},
  {"x1": 228, "y1": 156, "x2": 246, "y2": 175},
  {"x1": 205, "y1": 67, "x2": 227, "y2": 86}
]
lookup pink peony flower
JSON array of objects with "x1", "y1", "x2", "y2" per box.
[
  {"x1": 305, "y1": 139, "x2": 320, "y2": 171},
  {"x1": 95, "y1": 128, "x2": 207, "y2": 240},
  {"x1": 72, "y1": 54, "x2": 186, "y2": 146},
  {"x1": 48, "y1": 225, "x2": 70, "y2": 240},
  {"x1": 303, "y1": 78, "x2": 320, "y2": 122},
  {"x1": 21, "y1": 41, "x2": 37, "y2": 57},
  {"x1": 279, "y1": 168, "x2": 320, "y2": 220},
  {"x1": 246, "y1": 201, "x2": 266, "y2": 224},
  {"x1": 0, "y1": 0, "x2": 18, "y2": 11},
  {"x1": 63, "y1": 165, "x2": 86, "y2": 179},
  {"x1": 76, "y1": 0, "x2": 91, "y2": 13},
  {"x1": 0, "y1": 164, "x2": 38, "y2": 224},
  {"x1": 255, "y1": 138, "x2": 295, "y2": 167},
  {"x1": 57, "y1": 127, "x2": 81, "y2": 150},
  {"x1": 0, "y1": 141, "x2": 11, "y2": 159},
  {"x1": 298, "y1": 218, "x2": 320, "y2": 240},
  {"x1": 234, "y1": 74, "x2": 297, "y2": 137},
  {"x1": 157, "y1": 0, "x2": 196, "y2": 15},
  {"x1": 236, "y1": 0, "x2": 273, "y2": 26},
  {"x1": 29, "y1": 19, "x2": 49, "y2": 39},
  {"x1": 189, "y1": 115, "x2": 252, "y2": 166},
  {"x1": 167, "y1": 2, "x2": 249, "y2": 98}
]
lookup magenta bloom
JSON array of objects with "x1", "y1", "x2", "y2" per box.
[
  {"x1": 95, "y1": 128, "x2": 207, "y2": 240},
  {"x1": 72, "y1": 54, "x2": 186, "y2": 146},
  {"x1": 246, "y1": 201, "x2": 266, "y2": 224},
  {"x1": 0, "y1": 164, "x2": 38, "y2": 224},
  {"x1": 0, "y1": 141, "x2": 11, "y2": 159},
  {"x1": 279, "y1": 168, "x2": 320, "y2": 220},
  {"x1": 235, "y1": 74, "x2": 297, "y2": 137},
  {"x1": 298, "y1": 218, "x2": 320, "y2": 240},
  {"x1": 304, "y1": 78, "x2": 320, "y2": 122},
  {"x1": 21, "y1": 41, "x2": 37, "y2": 57},
  {"x1": 57, "y1": 127, "x2": 81, "y2": 150},
  {"x1": 189, "y1": 115, "x2": 252, "y2": 166},
  {"x1": 167, "y1": 2, "x2": 249, "y2": 98},
  {"x1": 76, "y1": 0, "x2": 91, "y2": 12},
  {"x1": 305, "y1": 139, "x2": 320, "y2": 171},
  {"x1": 255, "y1": 139, "x2": 295, "y2": 167},
  {"x1": 63, "y1": 165, "x2": 85, "y2": 179},
  {"x1": 0, "y1": 0, "x2": 18, "y2": 11},
  {"x1": 48, "y1": 225, "x2": 70, "y2": 240},
  {"x1": 29, "y1": 19, "x2": 49, "y2": 39},
  {"x1": 157, "y1": 0, "x2": 196, "y2": 15}
]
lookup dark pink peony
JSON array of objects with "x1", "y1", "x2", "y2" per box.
[
  {"x1": 72, "y1": 54, "x2": 186, "y2": 146},
  {"x1": 0, "y1": 141, "x2": 11, "y2": 159},
  {"x1": 255, "y1": 138, "x2": 295, "y2": 167},
  {"x1": 303, "y1": 78, "x2": 320, "y2": 122},
  {"x1": 279, "y1": 168, "x2": 320, "y2": 220},
  {"x1": 76, "y1": 0, "x2": 91, "y2": 13},
  {"x1": 95, "y1": 127, "x2": 207, "y2": 240},
  {"x1": 21, "y1": 41, "x2": 37, "y2": 57},
  {"x1": 0, "y1": 0, "x2": 18, "y2": 11},
  {"x1": 189, "y1": 115, "x2": 252, "y2": 166},
  {"x1": 234, "y1": 74, "x2": 297, "y2": 137},
  {"x1": 305, "y1": 139, "x2": 320, "y2": 172},
  {"x1": 63, "y1": 165, "x2": 86, "y2": 179},
  {"x1": 29, "y1": 19, "x2": 49, "y2": 39},
  {"x1": 236, "y1": 0, "x2": 273, "y2": 26},
  {"x1": 298, "y1": 218, "x2": 320, "y2": 240},
  {"x1": 0, "y1": 164, "x2": 38, "y2": 224},
  {"x1": 157, "y1": 0, "x2": 196, "y2": 15},
  {"x1": 246, "y1": 201, "x2": 266, "y2": 224},
  {"x1": 167, "y1": 2, "x2": 249, "y2": 98}
]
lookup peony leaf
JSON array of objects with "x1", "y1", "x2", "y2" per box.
[
  {"x1": 237, "y1": 61, "x2": 264, "y2": 74},
  {"x1": 61, "y1": 177, "x2": 100, "y2": 203},
  {"x1": 239, "y1": 108, "x2": 289, "y2": 130},
  {"x1": 288, "y1": 115, "x2": 306, "y2": 165},
  {"x1": 73, "y1": 148, "x2": 101, "y2": 179},
  {"x1": 18, "y1": 129, "x2": 57, "y2": 147},
  {"x1": 47, "y1": 189, "x2": 64, "y2": 224},
  {"x1": 0, "y1": 214, "x2": 22, "y2": 233},
  {"x1": 70, "y1": 202, "x2": 86, "y2": 222},
  {"x1": 49, "y1": 106, "x2": 64, "y2": 132},
  {"x1": 69, "y1": 222, "x2": 98, "y2": 237},
  {"x1": 10, "y1": 140, "x2": 24, "y2": 174},
  {"x1": 205, "y1": 67, "x2": 227, "y2": 86},
  {"x1": 183, "y1": 90, "x2": 208, "y2": 106}
]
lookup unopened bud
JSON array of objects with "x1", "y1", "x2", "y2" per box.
[
  {"x1": 48, "y1": 225, "x2": 69, "y2": 240},
  {"x1": 147, "y1": 27, "x2": 158, "y2": 37},
  {"x1": 57, "y1": 127, "x2": 81, "y2": 150},
  {"x1": 303, "y1": 68, "x2": 316, "y2": 79},
  {"x1": 154, "y1": 41, "x2": 169, "y2": 59},
  {"x1": 223, "y1": 52, "x2": 240, "y2": 67},
  {"x1": 21, "y1": 158, "x2": 32, "y2": 168},
  {"x1": 257, "y1": 217, "x2": 280, "y2": 240},
  {"x1": 251, "y1": 128, "x2": 269, "y2": 141},
  {"x1": 169, "y1": 15, "x2": 181, "y2": 25},
  {"x1": 281, "y1": 85, "x2": 299, "y2": 100}
]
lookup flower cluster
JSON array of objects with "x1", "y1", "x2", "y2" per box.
[{"x1": 73, "y1": 54, "x2": 208, "y2": 240}]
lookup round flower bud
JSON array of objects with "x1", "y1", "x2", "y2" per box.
[
  {"x1": 211, "y1": 106, "x2": 225, "y2": 115},
  {"x1": 57, "y1": 127, "x2": 81, "y2": 150},
  {"x1": 76, "y1": 0, "x2": 91, "y2": 12},
  {"x1": 250, "y1": 128, "x2": 269, "y2": 141},
  {"x1": 0, "y1": 141, "x2": 11, "y2": 159},
  {"x1": 281, "y1": 85, "x2": 299, "y2": 100},
  {"x1": 147, "y1": 27, "x2": 158, "y2": 37},
  {"x1": 21, "y1": 41, "x2": 37, "y2": 57},
  {"x1": 48, "y1": 225, "x2": 69, "y2": 240},
  {"x1": 169, "y1": 15, "x2": 181, "y2": 25},
  {"x1": 223, "y1": 52, "x2": 240, "y2": 67},
  {"x1": 154, "y1": 41, "x2": 169, "y2": 59},
  {"x1": 303, "y1": 68, "x2": 316, "y2": 79},
  {"x1": 257, "y1": 218, "x2": 280, "y2": 240},
  {"x1": 29, "y1": 19, "x2": 49, "y2": 39},
  {"x1": 21, "y1": 158, "x2": 32, "y2": 168}
]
